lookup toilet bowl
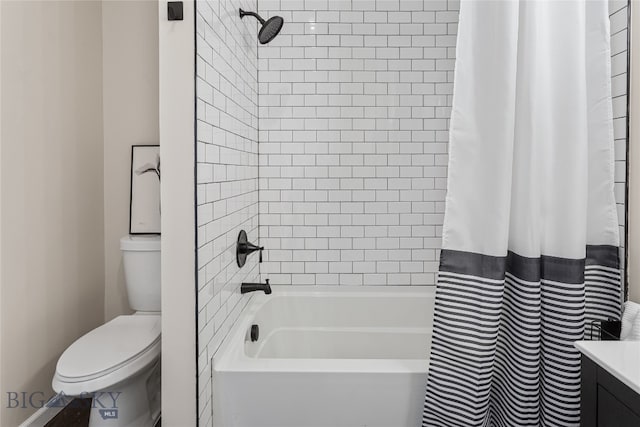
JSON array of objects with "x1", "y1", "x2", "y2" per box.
[{"x1": 52, "y1": 236, "x2": 161, "y2": 427}]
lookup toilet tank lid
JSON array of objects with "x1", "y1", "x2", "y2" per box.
[{"x1": 120, "y1": 235, "x2": 161, "y2": 251}]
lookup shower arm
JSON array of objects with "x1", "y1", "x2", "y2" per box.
[{"x1": 239, "y1": 9, "x2": 266, "y2": 25}]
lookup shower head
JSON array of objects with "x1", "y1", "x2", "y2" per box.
[
  {"x1": 239, "y1": 8, "x2": 284, "y2": 44},
  {"x1": 259, "y1": 16, "x2": 284, "y2": 44}
]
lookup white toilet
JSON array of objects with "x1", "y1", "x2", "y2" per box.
[{"x1": 52, "y1": 236, "x2": 161, "y2": 427}]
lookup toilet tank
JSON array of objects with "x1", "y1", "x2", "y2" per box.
[{"x1": 120, "y1": 236, "x2": 161, "y2": 312}]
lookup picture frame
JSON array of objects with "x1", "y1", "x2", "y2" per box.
[{"x1": 129, "y1": 145, "x2": 161, "y2": 235}]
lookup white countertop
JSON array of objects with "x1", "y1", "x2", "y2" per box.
[{"x1": 575, "y1": 340, "x2": 640, "y2": 395}]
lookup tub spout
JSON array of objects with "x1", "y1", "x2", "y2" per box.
[{"x1": 241, "y1": 279, "x2": 271, "y2": 295}]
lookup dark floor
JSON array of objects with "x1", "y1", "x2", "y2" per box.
[
  {"x1": 44, "y1": 398, "x2": 160, "y2": 427},
  {"x1": 44, "y1": 399, "x2": 91, "y2": 427}
]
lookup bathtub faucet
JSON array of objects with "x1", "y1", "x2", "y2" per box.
[{"x1": 241, "y1": 279, "x2": 271, "y2": 295}]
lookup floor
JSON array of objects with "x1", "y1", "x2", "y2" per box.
[
  {"x1": 43, "y1": 399, "x2": 161, "y2": 427},
  {"x1": 44, "y1": 399, "x2": 90, "y2": 427}
]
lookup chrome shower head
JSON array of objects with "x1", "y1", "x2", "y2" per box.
[{"x1": 239, "y1": 8, "x2": 284, "y2": 44}]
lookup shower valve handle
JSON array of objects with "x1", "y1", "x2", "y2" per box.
[
  {"x1": 239, "y1": 241, "x2": 264, "y2": 256},
  {"x1": 236, "y1": 230, "x2": 264, "y2": 268}
]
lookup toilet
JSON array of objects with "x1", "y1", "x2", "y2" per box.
[{"x1": 52, "y1": 236, "x2": 161, "y2": 427}]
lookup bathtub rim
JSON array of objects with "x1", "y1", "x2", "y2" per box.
[{"x1": 212, "y1": 285, "x2": 434, "y2": 375}]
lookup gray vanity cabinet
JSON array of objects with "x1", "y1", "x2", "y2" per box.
[{"x1": 581, "y1": 355, "x2": 640, "y2": 427}]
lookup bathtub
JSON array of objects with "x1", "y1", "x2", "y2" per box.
[{"x1": 212, "y1": 286, "x2": 434, "y2": 427}]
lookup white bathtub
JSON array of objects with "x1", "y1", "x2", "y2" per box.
[{"x1": 212, "y1": 286, "x2": 434, "y2": 427}]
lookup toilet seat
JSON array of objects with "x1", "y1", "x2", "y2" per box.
[{"x1": 53, "y1": 314, "x2": 161, "y2": 395}]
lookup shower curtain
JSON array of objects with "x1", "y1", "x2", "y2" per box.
[{"x1": 423, "y1": 1, "x2": 621, "y2": 426}]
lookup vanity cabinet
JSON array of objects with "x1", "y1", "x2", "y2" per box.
[{"x1": 581, "y1": 354, "x2": 640, "y2": 427}]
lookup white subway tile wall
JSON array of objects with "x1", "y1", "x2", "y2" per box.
[
  {"x1": 609, "y1": 0, "x2": 628, "y2": 274},
  {"x1": 258, "y1": 0, "x2": 459, "y2": 286},
  {"x1": 195, "y1": 1, "x2": 259, "y2": 425}
]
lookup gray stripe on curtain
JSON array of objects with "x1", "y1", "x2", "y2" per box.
[{"x1": 439, "y1": 245, "x2": 619, "y2": 283}]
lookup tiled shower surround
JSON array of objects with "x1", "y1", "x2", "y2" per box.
[
  {"x1": 195, "y1": 0, "x2": 259, "y2": 424},
  {"x1": 610, "y1": 0, "x2": 629, "y2": 276},
  {"x1": 258, "y1": 0, "x2": 458, "y2": 286},
  {"x1": 195, "y1": 0, "x2": 629, "y2": 425}
]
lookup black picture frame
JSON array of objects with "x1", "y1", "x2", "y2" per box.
[{"x1": 129, "y1": 145, "x2": 161, "y2": 235}]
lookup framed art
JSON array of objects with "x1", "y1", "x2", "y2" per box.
[{"x1": 129, "y1": 145, "x2": 161, "y2": 234}]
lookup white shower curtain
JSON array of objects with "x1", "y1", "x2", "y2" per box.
[{"x1": 423, "y1": 1, "x2": 621, "y2": 426}]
